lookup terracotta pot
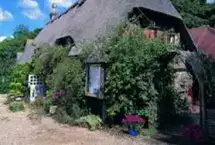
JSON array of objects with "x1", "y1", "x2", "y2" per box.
[
  {"x1": 144, "y1": 29, "x2": 157, "y2": 40},
  {"x1": 143, "y1": 29, "x2": 150, "y2": 39},
  {"x1": 149, "y1": 29, "x2": 156, "y2": 40}
]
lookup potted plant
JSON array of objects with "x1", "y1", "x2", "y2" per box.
[
  {"x1": 121, "y1": 115, "x2": 146, "y2": 136},
  {"x1": 144, "y1": 22, "x2": 160, "y2": 40}
]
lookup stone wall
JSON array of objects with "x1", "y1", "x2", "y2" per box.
[{"x1": 173, "y1": 51, "x2": 199, "y2": 114}]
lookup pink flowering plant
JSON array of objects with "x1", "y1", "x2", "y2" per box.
[
  {"x1": 52, "y1": 91, "x2": 65, "y2": 100},
  {"x1": 51, "y1": 91, "x2": 66, "y2": 105},
  {"x1": 183, "y1": 124, "x2": 205, "y2": 144},
  {"x1": 121, "y1": 115, "x2": 146, "y2": 131}
]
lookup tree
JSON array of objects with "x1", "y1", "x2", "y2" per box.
[
  {"x1": 13, "y1": 24, "x2": 29, "y2": 38},
  {"x1": 0, "y1": 26, "x2": 41, "y2": 92},
  {"x1": 30, "y1": 28, "x2": 42, "y2": 39},
  {"x1": 171, "y1": 0, "x2": 215, "y2": 28}
]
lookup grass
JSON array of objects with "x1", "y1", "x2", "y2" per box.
[
  {"x1": 142, "y1": 127, "x2": 158, "y2": 136},
  {"x1": 9, "y1": 101, "x2": 25, "y2": 112}
]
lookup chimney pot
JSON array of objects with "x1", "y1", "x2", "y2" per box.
[{"x1": 50, "y1": 3, "x2": 57, "y2": 20}]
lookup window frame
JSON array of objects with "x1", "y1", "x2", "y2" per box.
[{"x1": 85, "y1": 63, "x2": 105, "y2": 99}]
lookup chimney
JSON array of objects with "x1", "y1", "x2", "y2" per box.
[{"x1": 50, "y1": 3, "x2": 57, "y2": 20}]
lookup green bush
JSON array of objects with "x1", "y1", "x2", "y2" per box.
[
  {"x1": 32, "y1": 46, "x2": 85, "y2": 101},
  {"x1": 53, "y1": 107, "x2": 75, "y2": 124},
  {"x1": 104, "y1": 24, "x2": 167, "y2": 124},
  {"x1": 31, "y1": 97, "x2": 44, "y2": 108},
  {"x1": 103, "y1": 23, "x2": 187, "y2": 125},
  {"x1": 9, "y1": 102, "x2": 25, "y2": 112},
  {"x1": 31, "y1": 45, "x2": 88, "y2": 121},
  {"x1": 143, "y1": 127, "x2": 157, "y2": 136},
  {"x1": 76, "y1": 114, "x2": 102, "y2": 131},
  {"x1": 9, "y1": 63, "x2": 31, "y2": 96},
  {"x1": 30, "y1": 96, "x2": 53, "y2": 113},
  {"x1": 43, "y1": 97, "x2": 53, "y2": 113}
]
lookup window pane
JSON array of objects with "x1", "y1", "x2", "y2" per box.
[{"x1": 89, "y1": 65, "x2": 101, "y2": 97}]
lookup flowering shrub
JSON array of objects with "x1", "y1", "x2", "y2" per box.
[
  {"x1": 183, "y1": 124, "x2": 205, "y2": 144},
  {"x1": 122, "y1": 115, "x2": 146, "y2": 123},
  {"x1": 51, "y1": 91, "x2": 66, "y2": 106},
  {"x1": 52, "y1": 91, "x2": 65, "y2": 100},
  {"x1": 121, "y1": 115, "x2": 146, "y2": 131}
]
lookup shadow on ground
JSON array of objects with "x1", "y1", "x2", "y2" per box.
[{"x1": 153, "y1": 128, "x2": 215, "y2": 145}]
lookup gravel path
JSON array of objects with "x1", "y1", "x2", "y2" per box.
[{"x1": 0, "y1": 95, "x2": 167, "y2": 145}]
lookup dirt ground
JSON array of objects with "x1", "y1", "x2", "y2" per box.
[{"x1": 0, "y1": 95, "x2": 168, "y2": 145}]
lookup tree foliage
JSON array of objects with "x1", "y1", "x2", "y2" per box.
[
  {"x1": 9, "y1": 63, "x2": 31, "y2": 96},
  {"x1": 13, "y1": 24, "x2": 30, "y2": 38},
  {"x1": 171, "y1": 0, "x2": 215, "y2": 28},
  {"x1": 0, "y1": 25, "x2": 41, "y2": 93}
]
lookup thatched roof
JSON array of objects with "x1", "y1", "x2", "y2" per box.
[
  {"x1": 16, "y1": 52, "x2": 24, "y2": 62},
  {"x1": 17, "y1": 39, "x2": 34, "y2": 63},
  {"x1": 189, "y1": 26, "x2": 215, "y2": 57},
  {"x1": 18, "y1": 0, "x2": 195, "y2": 64}
]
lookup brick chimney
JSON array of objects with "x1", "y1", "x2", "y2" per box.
[{"x1": 50, "y1": 3, "x2": 57, "y2": 20}]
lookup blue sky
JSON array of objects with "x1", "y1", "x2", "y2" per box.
[
  {"x1": 0, "y1": 0, "x2": 77, "y2": 41},
  {"x1": 0, "y1": 0, "x2": 214, "y2": 41}
]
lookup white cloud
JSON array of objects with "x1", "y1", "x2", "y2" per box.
[
  {"x1": 19, "y1": 0, "x2": 39, "y2": 8},
  {"x1": 0, "y1": 36, "x2": 7, "y2": 42},
  {"x1": 22, "y1": 8, "x2": 45, "y2": 20},
  {"x1": 47, "y1": 0, "x2": 77, "y2": 8},
  {"x1": 19, "y1": 0, "x2": 45, "y2": 20},
  {"x1": 207, "y1": 0, "x2": 215, "y2": 3},
  {"x1": 0, "y1": 8, "x2": 13, "y2": 22}
]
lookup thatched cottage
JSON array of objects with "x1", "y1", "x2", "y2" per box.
[{"x1": 19, "y1": 0, "x2": 215, "y2": 136}]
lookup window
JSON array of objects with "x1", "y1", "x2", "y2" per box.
[
  {"x1": 55, "y1": 36, "x2": 74, "y2": 47},
  {"x1": 85, "y1": 64, "x2": 105, "y2": 99}
]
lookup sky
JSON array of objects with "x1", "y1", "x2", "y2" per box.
[
  {"x1": 0, "y1": 0, "x2": 214, "y2": 42},
  {"x1": 0, "y1": 0, "x2": 77, "y2": 41}
]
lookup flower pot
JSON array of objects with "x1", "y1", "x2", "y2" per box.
[
  {"x1": 143, "y1": 29, "x2": 158, "y2": 40},
  {"x1": 128, "y1": 129, "x2": 139, "y2": 136}
]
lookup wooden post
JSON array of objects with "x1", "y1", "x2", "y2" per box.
[
  {"x1": 198, "y1": 79, "x2": 208, "y2": 138},
  {"x1": 101, "y1": 100, "x2": 106, "y2": 121}
]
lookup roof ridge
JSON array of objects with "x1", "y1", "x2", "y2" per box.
[
  {"x1": 47, "y1": 0, "x2": 86, "y2": 25},
  {"x1": 208, "y1": 27, "x2": 215, "y2": 34}
]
